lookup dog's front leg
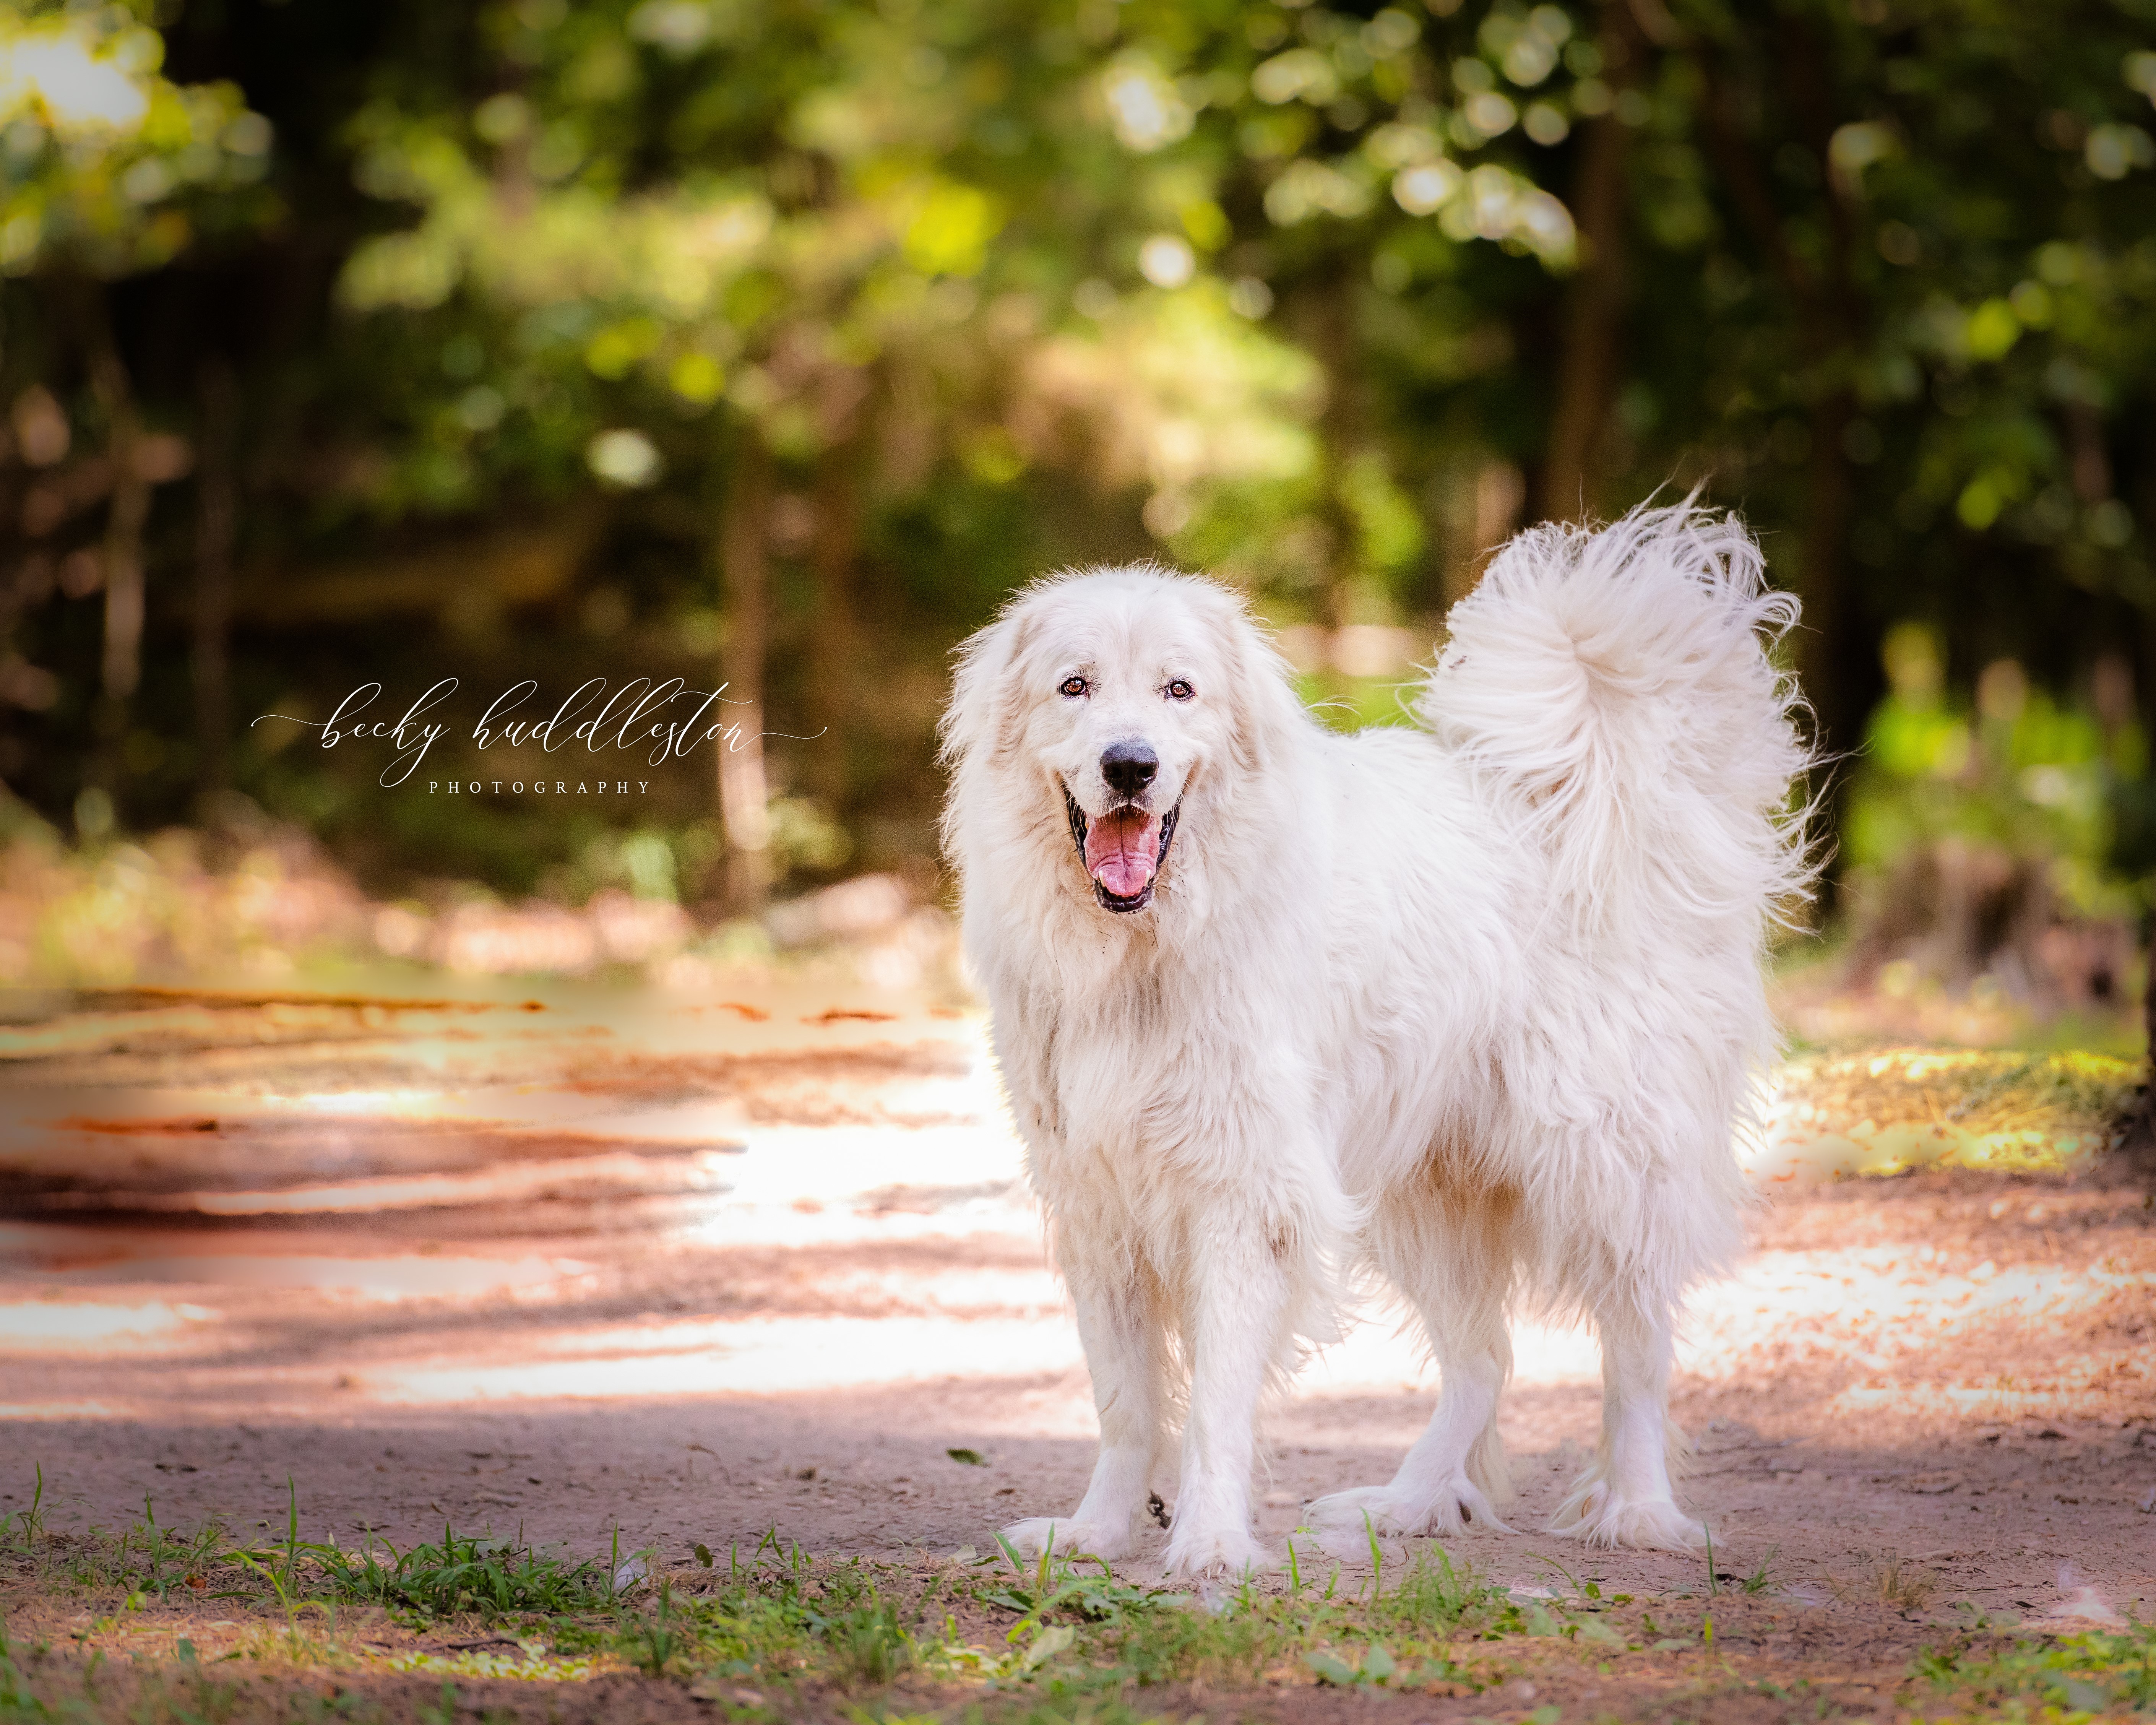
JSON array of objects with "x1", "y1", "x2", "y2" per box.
[
  {"x1": 1001, "y1": 1261, "x2": 1164, "y2": 1563},
  {"x1": 1162, "y1": 1221, "x2": 1286, "y2": 1584}
]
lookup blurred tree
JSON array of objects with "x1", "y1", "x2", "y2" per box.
[
  {"x1": 1657, "y1": 1, "x2": 2156, "y2": 892},
  {"x1": 0, "y1": 0, "x2": 273, "y2": 811}
]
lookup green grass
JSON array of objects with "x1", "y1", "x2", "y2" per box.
[
  {"x1": 0, "y1": 1492, "x2": 1536, "y2": 1716},
  {"x1": 1907, "y1": 1621, "x2": 2156, "y2": 1718},
  {"x1": 5, "y1": 1489, "x2": 2153, "y2": 1723},
  {"x1": 308, "y1": 1524, "x2": 615, "y2": 1620},
  {"x1": 3, "y1": 1474, "x2": 623, "y2": 1625}
]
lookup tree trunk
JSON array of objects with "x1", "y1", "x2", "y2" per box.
[
  {"x1": 1538, "y1": 0, "x2": 1646, "y2": 524},
  {"x1": 193, "y1": 358, "x2": 237, "y2": 799},
  {"x1": 73, "y1": 290, "x2": 150, "y2": 826},
  {"x1": 2132, "y1": 600, "x2": 2156, "y2": 1169},
  {"x1": 1796, "y1": 388, "x2": 1865, "y2": 800},
  {"x1": 87, "y1": 304, "x2": 149, "y2": 737},
  {"x1": 806, "y1": 373, "x2": 872, "y2": 810},
  {"x1": 1293, "y1": 271, "x2": 1360, "y2": 682},
  {"x1": 1701, "y1": 25, "x2": 1870, "y2": 901},
  {"x1": 101, "y1": 438, "x2": 149, "y2": 710},
  {"x1": 716, "y1": 429, "x2": 773, "y2": 910},
  {"x1": 1784, "y1": 17, "x2": 1872, "y2": 900}
]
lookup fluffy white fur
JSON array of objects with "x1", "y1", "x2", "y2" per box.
[{"x1": 938, "y1": 504, "x2": 1814, "y2": 1581}]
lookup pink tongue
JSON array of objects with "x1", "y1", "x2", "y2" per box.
[{"x1": 1084, "y1": 808, "x2": 1160, "y2": 898}]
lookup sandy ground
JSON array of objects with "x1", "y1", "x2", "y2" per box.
[{"x1": 1, "y1": 973, "x2": 2153, "y2": 1638}]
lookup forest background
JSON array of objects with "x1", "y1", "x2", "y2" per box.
[{"x1": 0, "y1": 0, "x2": 2153, "y2": 1037}]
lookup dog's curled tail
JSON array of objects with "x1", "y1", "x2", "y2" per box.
[{"x1": 1417, "y1": 500, "x2": 1818, "y2": 932}]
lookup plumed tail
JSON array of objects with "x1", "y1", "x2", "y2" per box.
[{"x1": 1417, "y1": 502, "x2": 1818, "y2": 935}]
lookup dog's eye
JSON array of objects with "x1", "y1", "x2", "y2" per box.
[
  {"x1": 1059, "y1": 676, "x2": 1088, "y2": 698},
  {"x1": 1166, "y1": 679, "x2": 1195, "y2": 701}
]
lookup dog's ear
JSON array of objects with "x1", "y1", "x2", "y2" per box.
[
  {"x1": 1210, "y1": 590, "x2": 1303, "y2": 777},
  {"x1": 941, "y1": 602, "x2": 1039, "y2": 770}
]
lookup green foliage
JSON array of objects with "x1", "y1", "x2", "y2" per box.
[
  {"x1": 0, "y1": 1465, "x2": 45, "y2": 1551},
  {"x1": 953, "y1": 1533, "x2": 1513, "y2": 1694},
  {"x1": 638, "y1": 1532, "x2": 946, "y2": 1692},
  {"x1": 1909, "y1": 1621, "x2": 2156, "y2": 1716},
  {"x1": 1846, "y1": 620, "x2": 2146, "y2": 915},
  {"x1": 0, "y1": 0, "x2": 2153, "y2": 903},
  {"x1": 0, "y1": 1, "x2": 274, "y2": 278},
  {"x1": 35, "y1": 1488, "x2": 2102, "y2": 1725},
  {"x1": 305, "y1": 1524, "x2": 614, "y2": 1620}
]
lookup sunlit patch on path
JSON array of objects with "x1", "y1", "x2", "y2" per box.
[{"x1": 1748, "y1": 1046, "x2": 2137, "y2": 1181}]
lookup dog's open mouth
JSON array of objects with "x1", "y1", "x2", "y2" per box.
[{"x1": 1064, "y1": 789, "x2": 1179, "y2": 913}]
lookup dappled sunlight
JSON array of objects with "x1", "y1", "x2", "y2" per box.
[
  {"x1": 1304, "y1": 1312, "x2": 1602, "y2": 1395},
  {"x1": 2, "y1": 969, "x2": 2151, "y2": 1712},
  {"x1": 8, "y1": 983, "x2": 2147, "y2": 1431},
  {"x1": 369, "y1": 1314, "x2": 1090, "y2": 1407},
  {"x1": 1683, "y1": 1247, "x2": 2156, "y2": 1395},
  {"x1": 6, "y1": 977, "x2": 2145, "y2": 1452},
  {"x1": 0, "y1": 1297, "x2": 211, "y2": 1348},
  {"x1": 54, "y1": 1252, "x2": 590, "y2": 1300},
  {"x1": 186, "y1": 1153, "x2": 739, "y2": 1217}
]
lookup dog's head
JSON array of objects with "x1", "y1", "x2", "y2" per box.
[{"x1": 942, "y1": 565, "x2": 1293, "y2": 916}]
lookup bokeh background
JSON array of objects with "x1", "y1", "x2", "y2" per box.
[{"x1": 0, "y1": 0, "x2": 2151, "y2": 1053}]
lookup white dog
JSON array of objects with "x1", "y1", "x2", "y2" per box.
[{"x1": 938, "y1": 504, "x2": 1812, "y2": 1580}]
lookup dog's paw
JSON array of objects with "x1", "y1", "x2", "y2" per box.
[
  {"x1": 1547, "y1": 1477, "x2": 1705, "y2": 1551},
  {"x1": 1161, "y1": 1523, "x2": 1271, "y2": 1584},
  {"x1": 999, "y1": 1516, "x2": 1131, "y2": 1563},
  {"x1": 1304, "y1": 1480, "x2": 1511, "y2": 1553}
]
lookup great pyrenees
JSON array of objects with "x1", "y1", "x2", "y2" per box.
[{"x1": 939, "y1": 504, "x2": 1811, "y2": 1581}]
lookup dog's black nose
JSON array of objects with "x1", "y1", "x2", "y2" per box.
[{"x1": 1100, "y1": 740, "x2": 1158, "y2": 797}]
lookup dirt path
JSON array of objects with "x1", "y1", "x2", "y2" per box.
[{"x1": 2, "y1": 975, "x2": 2153, "y2": 1635}]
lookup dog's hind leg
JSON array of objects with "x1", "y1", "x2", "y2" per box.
[
  {"x1": 1307, "y1": 1196, "x2": 1515, "y2": 1547},
  {"x1": 1002, "y1": 1259, "x2": 1166, "y2": 1564},
  {"x1": 1548, "y1": 1293, "x2": 1705, "y2": 1550}
]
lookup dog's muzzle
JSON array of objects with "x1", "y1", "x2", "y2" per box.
[{"x1": 1065, "y1": 787, "x2": 1180, "y2": 913}]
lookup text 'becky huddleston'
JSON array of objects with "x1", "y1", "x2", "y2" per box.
[{"x1": 248, "y1": 677, "x2": 818, "y2": 789}]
